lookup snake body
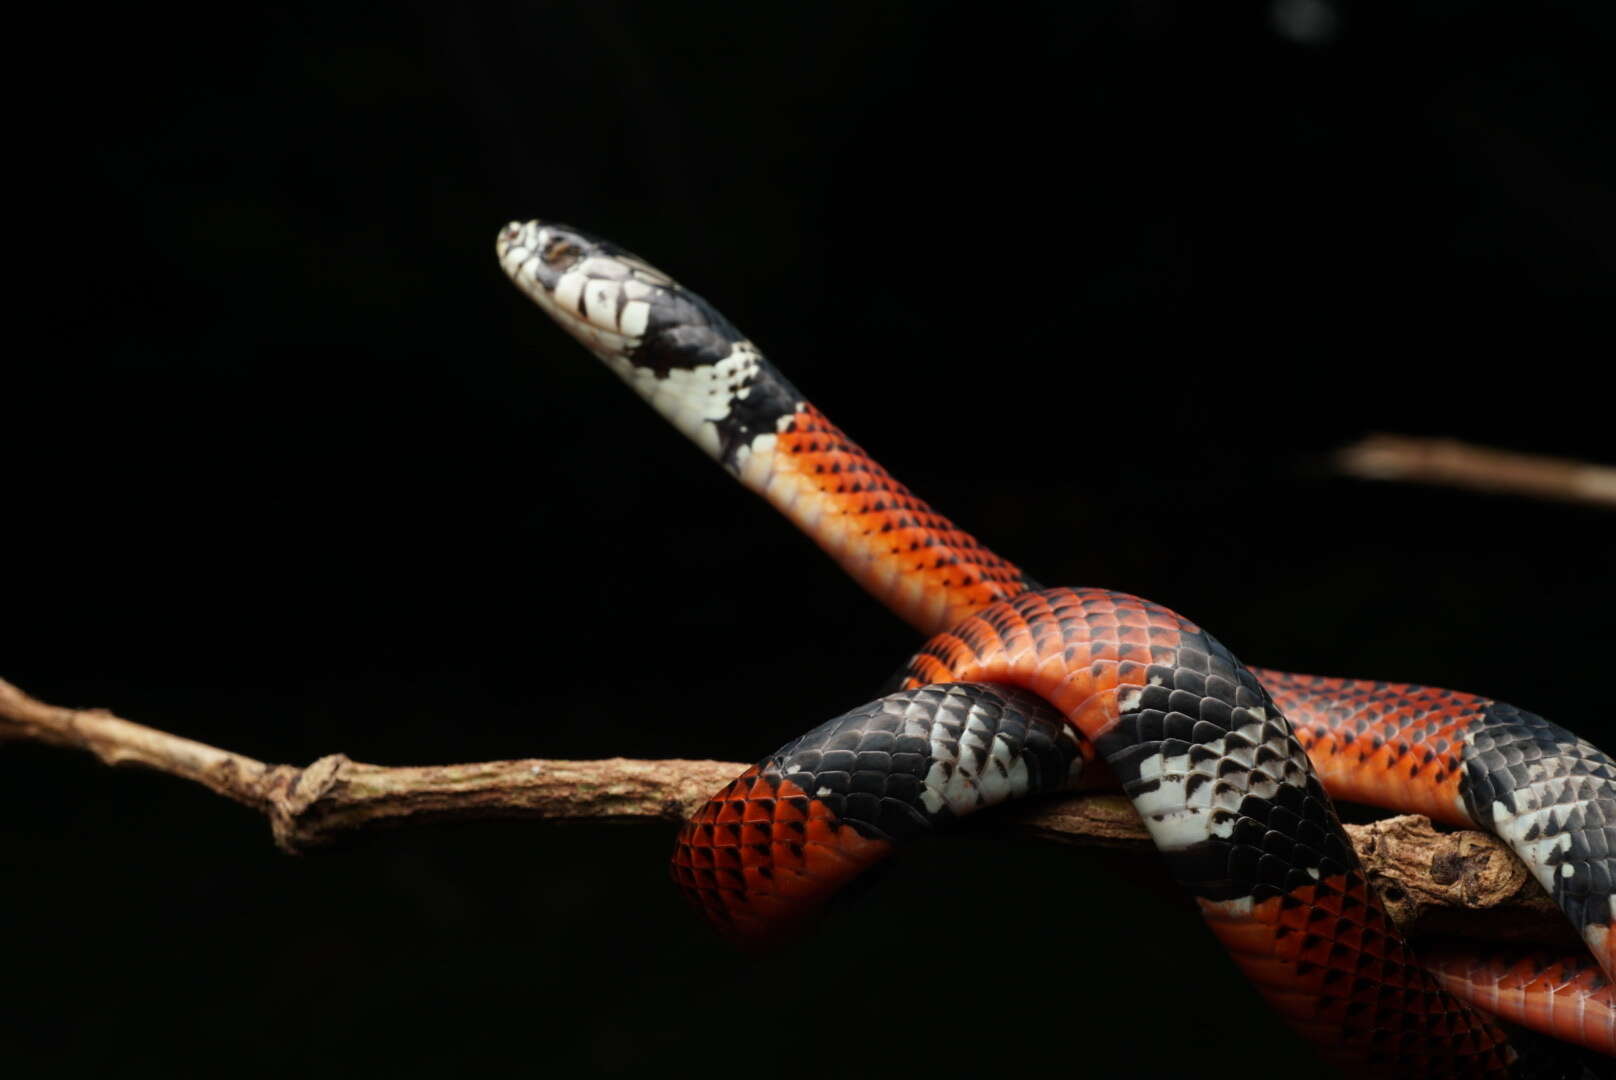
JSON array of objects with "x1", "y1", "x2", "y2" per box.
[{"x1": 497, "y1": 219, "x2": 1615, "y2": 1074}]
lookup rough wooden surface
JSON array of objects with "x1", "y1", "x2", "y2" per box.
[{"x1": 0, "y1": 675, "x2": 1576, "y2": 945}]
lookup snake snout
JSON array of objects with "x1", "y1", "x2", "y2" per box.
[{"x1": 498, "y1": 220, "x2": 591, "y2": 289}]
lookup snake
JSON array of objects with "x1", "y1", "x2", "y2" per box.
[{"x1": 496, "y1": 219, "x2": 1615, "y2": 1076}]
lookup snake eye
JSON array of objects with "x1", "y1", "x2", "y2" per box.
[{"x1": 541, "y1": 237, "x2": 583, "y2": 270}]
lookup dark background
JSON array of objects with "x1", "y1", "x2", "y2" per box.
[{"x1": 5, "y1": 2, "x2": 1614, "y2": 1076}]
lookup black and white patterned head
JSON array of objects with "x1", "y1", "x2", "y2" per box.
[
  {"x1": 498, "y1": 221, "x2": 710, "y2": 359},
  {"x1": 497, "y1": 219, "x2": 799, "y2": 469}
]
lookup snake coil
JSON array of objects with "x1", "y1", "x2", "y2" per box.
[{"x1": 498, "y1": 218, "x2": 1614, "y2": 1076}]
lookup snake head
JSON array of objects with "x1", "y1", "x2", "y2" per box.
[
  {"x1": 497, "y1": 220, "x2": 658, "y2": 362},
  {"x1": 498, "y1": 219, "x2": 739, "y2": 369},
  {"x1": 497, "y1": 220, "x2": 785, "y2": 467}
]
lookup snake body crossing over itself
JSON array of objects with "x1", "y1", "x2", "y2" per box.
[{"x1": 497, "y1": 219, "x2": 1615, "y2": 1076}]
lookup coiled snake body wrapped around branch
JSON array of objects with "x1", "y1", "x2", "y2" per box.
[{"x1": 497, "y1": 219, "x2": 1614, "y2": 1076}]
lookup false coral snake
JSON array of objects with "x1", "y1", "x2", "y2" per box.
[{"x1": 497, "y1": 219, "x2": 1614, "y2": 1076}]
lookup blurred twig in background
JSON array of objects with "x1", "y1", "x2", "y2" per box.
[{"x1": 1337, "y1": 434, "x2": 1616, "y2": 508}]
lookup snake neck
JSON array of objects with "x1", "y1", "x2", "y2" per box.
[{"x1": 498, "y1": 218, "x2": 1037, "y2": 633}]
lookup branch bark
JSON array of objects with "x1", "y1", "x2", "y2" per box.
[{"x1": 0, "y1": 675, "x2": 1575, "y2": 947}]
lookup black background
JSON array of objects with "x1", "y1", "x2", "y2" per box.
[{"x1": 6, "y1": 2, "x2": 1615, "y2": 1077}]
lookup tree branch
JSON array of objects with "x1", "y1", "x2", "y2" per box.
[
  {"x1": 0, "y1": 675, "x2": 1575, "y2": 946},
  {"x1": 1336, "y1": 433, "x2": 1616, "y2": 508}
]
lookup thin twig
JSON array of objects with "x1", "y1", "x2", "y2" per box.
[
  {"x1": 0, "y1": 675, "x2": 1575, "y2": 945},
  {"x1": 1337, "y1": 433, "x2": 1616, "y2": 508}
]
